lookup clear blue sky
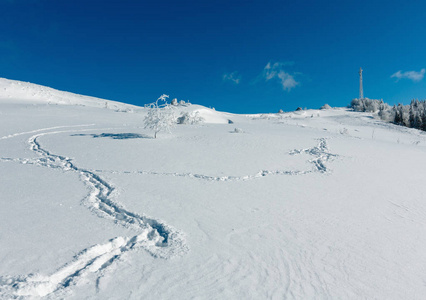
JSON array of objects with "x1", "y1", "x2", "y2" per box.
[{"x1": 1, "y1": 0, "x2": 426, "y2": 113}]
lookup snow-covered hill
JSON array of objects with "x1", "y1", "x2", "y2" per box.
[
  {"x1": 0, "y1": 77, "x2": 135, "y2": 110},
  {"x1": 1, "y1": 78, "x2": 426, "y2": 299}
]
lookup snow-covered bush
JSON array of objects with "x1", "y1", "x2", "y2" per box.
[
  {"x1": 144, "y1": 94, "x2": 176, "y2": 138},
  {"x1": 179, "y1": 100, "x2": 192, "y2": 106},
  {"x1": 350, "y1": 98, "x2": 384, "y2": 112},
  {"x1": 377, "y1": 105, "x2": 395, "y2": 122},
  {"x1": 177, "y1": 111, "x2": 204, "y2": 125},
  {"x1": 320, "y1": 104, "x2": 331, "y2": 110},
  {"x1": 233, "y1": 128, "x2": 243, "y2": 133}
]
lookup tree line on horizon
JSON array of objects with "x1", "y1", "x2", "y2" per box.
[{"x1": 351, "y1": 98, "x2": 426, "y2": 132}]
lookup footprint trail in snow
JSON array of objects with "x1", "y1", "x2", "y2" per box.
[
  {"x1": 0, "y1": 127, "x2": 337, "y2": 298},
  {"x1": 0, "y1": 128, "x2": 187, "y2": 298},
  {"x1": 93, "y1": 138, "x2": 337, "y2": 180}
]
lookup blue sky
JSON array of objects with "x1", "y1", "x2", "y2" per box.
[{"x1": 1, "y1": 0, "x2": 426, "y2": 113}]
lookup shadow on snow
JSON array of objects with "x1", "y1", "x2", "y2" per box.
[{"x1": 71, "y1": 133, "x2": 151, "y2": 139}]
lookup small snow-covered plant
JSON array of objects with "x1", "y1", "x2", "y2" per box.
[
  {"x1": 340, "y1": 128, "x2": 349, "y2": 135},
  {"x1": 320, "y1": 104, "x2": 331, "y2": 110},
  {"x1": 233, "y1": 128, "x2": 243, "y2": 133},
  {"x1": 144, "y1": 94, "x2": 176, "y2": 138},
  {"x1": 177, "y1": 111, "x2": 205, "y2": 125}
]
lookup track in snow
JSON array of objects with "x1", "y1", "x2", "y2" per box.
[
  {"x1": 0, "y1": 124, "x2": 96, "y2": 141},
  {"x1": 289, "y1": 138, "x2": 338, "y2": 173},
  {"x1": 0, "y1": 129, "x2": 337, "y2": 298},
  {"x1": 91, "y1": 138, "x2": 338, "y2": 180},
  {"x1": 0, "y1": 128, "x2": 187, "y2": 298}
]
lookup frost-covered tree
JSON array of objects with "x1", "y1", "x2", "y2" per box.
[
  {"x1": 378, "y1": 102, "x2": 393, "y2": 122},
  {"x1": 352, "y1": 98, "x2": 426, "y2": 132},
  {"x1": 350, "y1": 98, "x2": 384, "y2": 112},
  {"x1": 415, "y1": 110, "x2": 423, "y2": 130},
  {"x1": 394, "y1": 104, "x2": 404, "y2": 126},
  {"x1": 144, "y1": 94, "x2": 176, "y2": 138},
  {"x1": 409, "y1": 103, "x2": 417, "y2": 128},
  {"x1": 422, "y1": 109, "x2": 426, "y2": 131}
]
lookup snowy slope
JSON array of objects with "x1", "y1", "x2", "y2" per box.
[
  {"x1": 0, "y1": 77, "x2": 135, "y2": 111},
  {"x1": 2, "y1": 79, "x2": 426, "y2": 299}
]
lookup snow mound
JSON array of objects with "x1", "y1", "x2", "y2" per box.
[{"x1": 0, "y1": 77, "x2": 135, "y2": 110}]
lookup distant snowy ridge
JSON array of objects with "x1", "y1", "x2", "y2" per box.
[
  {"x1": 0, "y1": 77, "x2": 135, "y2": 110},
  {"x1": 0, "y1": 77, "x2": 236, "y2": 124}
]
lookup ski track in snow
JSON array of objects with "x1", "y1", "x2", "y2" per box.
[
  {"x1": 0, "y1": 127, "x2": 187, "y2": 299},
  {"x1": 0, "y1": 127, "x2": 337, "y2": 299}
]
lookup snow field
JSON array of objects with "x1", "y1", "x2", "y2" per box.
[{"x1": 2, "y1": 81, "x2": 426, "y2": 298}]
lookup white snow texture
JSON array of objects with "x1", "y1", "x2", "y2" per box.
[{"x1": 1, "y1": 77, "x2": 426, "y2": 299}]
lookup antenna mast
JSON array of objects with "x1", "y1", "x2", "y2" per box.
[{"x1": 359, "y1": 68, "x2": 364, "y2": 99}]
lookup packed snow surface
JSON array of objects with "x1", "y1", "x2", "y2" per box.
[{"x1": 1, "y1": 79, "x2": 426, "y2": 299}]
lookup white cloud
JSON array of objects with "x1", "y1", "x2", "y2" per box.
[
  {"x1": 223, "y1": 72, "x2": 241, "y2": 84},
  {"x1": 277, "y1": 71, "x2": 298, "y2": 91},
  {"x1": 391, "y1": 69, "x2": 425, "y2": 82},
  {"x1": 263, "y1": 61, "x2": 300, "y2": 91}
]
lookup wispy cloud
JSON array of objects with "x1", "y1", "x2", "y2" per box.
[
  {"x1": 391, "y1": 69, "x2": 425, "y2": 82},
  {"x1": 223, "y1": 72, "x2": 241, "y2": 84},
  {"x1": 262, "y1": 61, "x2": 300, "y2": 91}
]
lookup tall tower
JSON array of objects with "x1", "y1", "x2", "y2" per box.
[{"x1": 359, "y1": 67, "x2": 364, "y2": 99}]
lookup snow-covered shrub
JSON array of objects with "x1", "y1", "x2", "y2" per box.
[
  {"x1": 179, "y1": 100, "x2": 192, "y2": 106},
  {"x1": 171, "y1": 98, "x2": 178, "y2": 106},
  {"x1": 350, "y1": 98, "x2": 384, "y2": 112},
  {"x1": 378, "y1": 105, "x2": 395, "y2": 122},
  {"x1": 144, "y1": 94, "x2": 176, "y2": 138},
  {"x1": 278, "y1": 109, "x2": 284, "y2": 113},
  {"x1": 233, "y1": 128, "x2": 243, "y2": 133},
  {"x1": 177, "y1": 111, "x2": 204, "y2": 125},
  {"x1": 320, "y1": 104, "x2": 331, "y2": 110}
]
